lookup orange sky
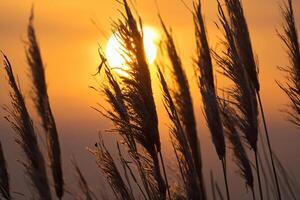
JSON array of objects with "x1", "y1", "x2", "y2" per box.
[{"x1": 0, "y1": 0, "x2": 299, "y2": 199}]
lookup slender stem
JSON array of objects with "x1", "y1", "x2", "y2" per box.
[
  {"x1": 210, "y1": 171, "x2": 217, "y2": 200},
  {"x1": 221, "y1": 158, "x2": 230, "y2": 200},
  {"x1": 198, "y1": 167, "x2": 207, "y2": 200},
  {"x1": 159, "y1": 151, "x2": 171, "y2": 200},
  {"x1": 255, "y1": 151, "x2": 264, "y2": 200},
  {"x1": 257, "y1": 150, "x2": 273, "y2": 199},
  {"x1": 215, "y1": 182, "x2": 225, "y2": 200},
  {"x1": 252, "y1": 188, "x2": 256, "y2": 200},
  {"x1": 257, "y1": 92, "x2": 282, "y2": 200}
]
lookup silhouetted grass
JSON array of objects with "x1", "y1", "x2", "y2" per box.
[
  {"x1": 26, "y1": 9, "x2": 64, "y2": 199},
  {"x1": 0, "y1": 0, "x2": 298, "y2": 200},
  {"x1": 193, "y1": 1, "x2": 225, "y2": 161},
  {"x1": 219, "y1": 101, "x2": 254, "y2": 198},
  {"x1": 159, "y1": 16, "x2": 206, "y2": 199},
  {"x1": 222, "y1": 0, "x2": 282, "y2": 198},
  {"x1": 193, "y1": 1, "x2": 228, "y2": 199},
  {"x1": 158, "y1": 67, "x2": 202, "y2": 199},
  {"x1": 214, "y1": 2, "x2": 261, "y2": 198},
  {"x1": 2, "y1": 54, "x2": 52, "y2": 200},
  {"x1": 71, "y1": 158, "x2": 97, "y2": 200},
  {"x1": 277, "y1": 0, "x2": 300, "y2": 128},
  {"x1": 89, "y1": 135, "x2": 132, "y2": 200},
  {"x1": 0, "y1": 142, "x2": 10, "y2": 200}
]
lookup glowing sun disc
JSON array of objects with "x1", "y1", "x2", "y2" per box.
[{"x1": 105, "y1": 26, "x2": 159, "y2": 74}]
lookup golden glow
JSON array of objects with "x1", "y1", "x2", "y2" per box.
[{"x1": 105, "y1": 26, "x2": 159, "y2": 75}]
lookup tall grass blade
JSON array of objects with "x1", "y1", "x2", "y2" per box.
[
  {"x1": 274, "y1": 153, "x2": 298, "y2": 199},
  {"x1": 193, "y1": 0, "x2": 226, "y2": 160},
  {"x1": 89, "y1": 135, "x2": 133, "y2": 200},
  {"x1": 277, "y1": 0, "x2": 300, "y2": 128},
  {"x1": 214, "y1": 1, "x2": 260, "y2": 199},
  {"x1": 2, "y1": 54, "x2": 52, "y2": 200},
  {"x1": 159, "y1": 16, "x2": 206, "y2": 199},
  {"x1": 71, "y1": 158, "x2": 97, "y2": 200},
  {"x1": 193, "y1": 1, "x2": 229, "y2": 199},
  {"x1": 101, "y1": 65, "x2": 153, "y2": 198},
  {"x1": 0, "y1": 142, "x2": 10, "y2": 200},
  {"x1": 100, "y1": 0, "x2": 169, "y2": 198},
  {"x1": 223, "y1": 0, "x2": 282, "y2": 198},
  {"x1": 215, "y1": 181, "x2": 225, "y2": 200},
  {"x1": 26, "y1": 9, "x2": 64, "y2": 199},
  {"x1": 210, "y1": 171, "x2": 216, "y2": 200},
  {"x1": 158, "y1": 67, "x2": 202, "y2": 200},
  {"x1": 220, "y1": 101, "x2": 254, "y2": 193}
]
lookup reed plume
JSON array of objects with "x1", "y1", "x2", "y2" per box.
[
  {"x1": 158, "y1": 67, "x2": 202, "y2": 200},
  {"x1": 193, "y1": 1, "x2": 228, "y2": 199},
  {"x1": 0, "y1": 142, "x2": 10, "y2": 200},
  {"x1": 2, "y1": 54, "x2": 52, "y2": 200},
  {"x1": 94, "y1": 0, "x2": 169, "y2": 198},
  {"x1": 223, "y1": 0, "x2": 282, "y2": 198},
  {"x1": 277, "y1": 0, "x2": 300, "y2": 128},
  {"x1": 219, "y1": 101, "x2": 254, "y2": 198},
  {"x1": 215, "y1": 1, "x2": 258, "y2": 153},
  {"x1": 193, "y1": 1, "x2": 225, "y2": 160},
  {"x1": 94, "y1": 43, "x2": 167, "y2": 200},
  {"x1": 223, "y1": 0, "x2": 259, "y2": 92},
  {"x1": 98, "y1": 62, "x2": 153, "y2": 199},
  {"x1": 89, "y1": 135, "x2": 133, "y2": 200},
  {"x1": 71, "y1": 158, "x2": 96, "y2": 200},
  {"x1": 159, "y1": 17, "x2": 206, "y2": 199},
  {"x1": 214, "y1": 2, "x2": 261, "y2": 198},
  {"x1": 26, "y1": 10, "x2": 63, "y2": 199},
  {"x1": 102, "y1": 64, "x2": 156, "y2": 198}
]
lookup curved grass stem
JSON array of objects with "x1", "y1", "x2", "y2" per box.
[
  {"x1": 255, "y1": 151, "x2": 264, "y2": 200},
  {"x1": 251, "y1": 188, "x2": 256, "y2": 200},
  {"x1": 221, "y1": 158, "x2": 230, "y2": 200},
  {"x1": 159, "y1": 151, "x2": 171, "y2": 200},
  {"x1": 257, "y1": 92, "x2": 282, "y2": 200}
]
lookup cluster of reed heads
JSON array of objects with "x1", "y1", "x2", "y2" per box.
[{"x1": 0, "y1": 0, "x2": 299, "y2": 199}]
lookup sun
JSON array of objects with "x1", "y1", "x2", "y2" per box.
[{"x1": 105, "y1": 26, "x2": 159, "y2": 75}]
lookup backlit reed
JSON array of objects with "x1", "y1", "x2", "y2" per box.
[
  {"x1": 3, "y1": 54, "x2": 52, "y2": 200},
  {"x1": 159, "y1": 17, "x2": 206, "y2": 199},
  {"x1": 26, "y1": 10, "x2": 64, "y2": 199}
]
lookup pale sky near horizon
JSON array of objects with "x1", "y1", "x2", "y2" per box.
[{"x1": 0, "y1": 0, "x2": 299, "y2": 199}]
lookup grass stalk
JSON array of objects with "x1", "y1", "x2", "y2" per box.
[
  {"x1": 0, "y1": 142, "x2": 10, "y2": 200},
  {"x1": 71, "y1": 158, "x2": 96, "y2": 200},
  {"x1": 120, "y1": 2, "x2": 168, "y2": 198},
  {"x1": 221, "y1": 158, "x2": 230, "y2": 200},
  {"x1": 158, "y1": 151, "x2": 172, "y2": 200},
  {"x1": 254, "y1": 151, "x2": 264, "y2": 200},
  {"x1": 214, "y1": 2, "x2": 261, "y2": 200},
  {"x1": 193, "y1": 2, "x2": 229, "y2": 199},
  {"x1": 94, "y1": 1, "x2": 169, "y2": 198},
  {"x1": 223, "y1": 0, "x2": 283, "y2": 198},
  {"x1": 89, "y1": 135, "x2": 132, "y2": 200},
  {"x1": 193, "y1": 0, "x2": 226, "y2": 160},
  {"x1": 252, "y1": 188, "x2": 256, "y2": 200},
  {"x1": 220, "y1": 100, "x2": 254, "y2": 197},
  {"x1": 257, "y1": 93, "x2": 282, "y2": 199},
  {"x1": 26, "y1": 9, "x2": 64, "y2": 199},
  {"x1": 2, "y1": 54, "x2": 52, "y2": 200},
  {"x1": 215, "y1": 182, "x2": 225, "y2": 200},
  {"x1": 158, "y1": 67, "x2": 202, "y2": 199},
  {"x1": 277, "y1": 0, "x2": 300, "y2": 128},
  {"x1": 258, "y1": 151, "x2": 274, "y2": 199},
  {"x1": 210, "y1": 171, "x2": 216, "y2": 200},
  {"x1": 159, "y1": 16, "x2": 205, "y2": 199}
]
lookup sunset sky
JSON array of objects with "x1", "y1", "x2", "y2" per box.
[{"x1": 0, "y1": 0, "x2": 299, "y2": 199}]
